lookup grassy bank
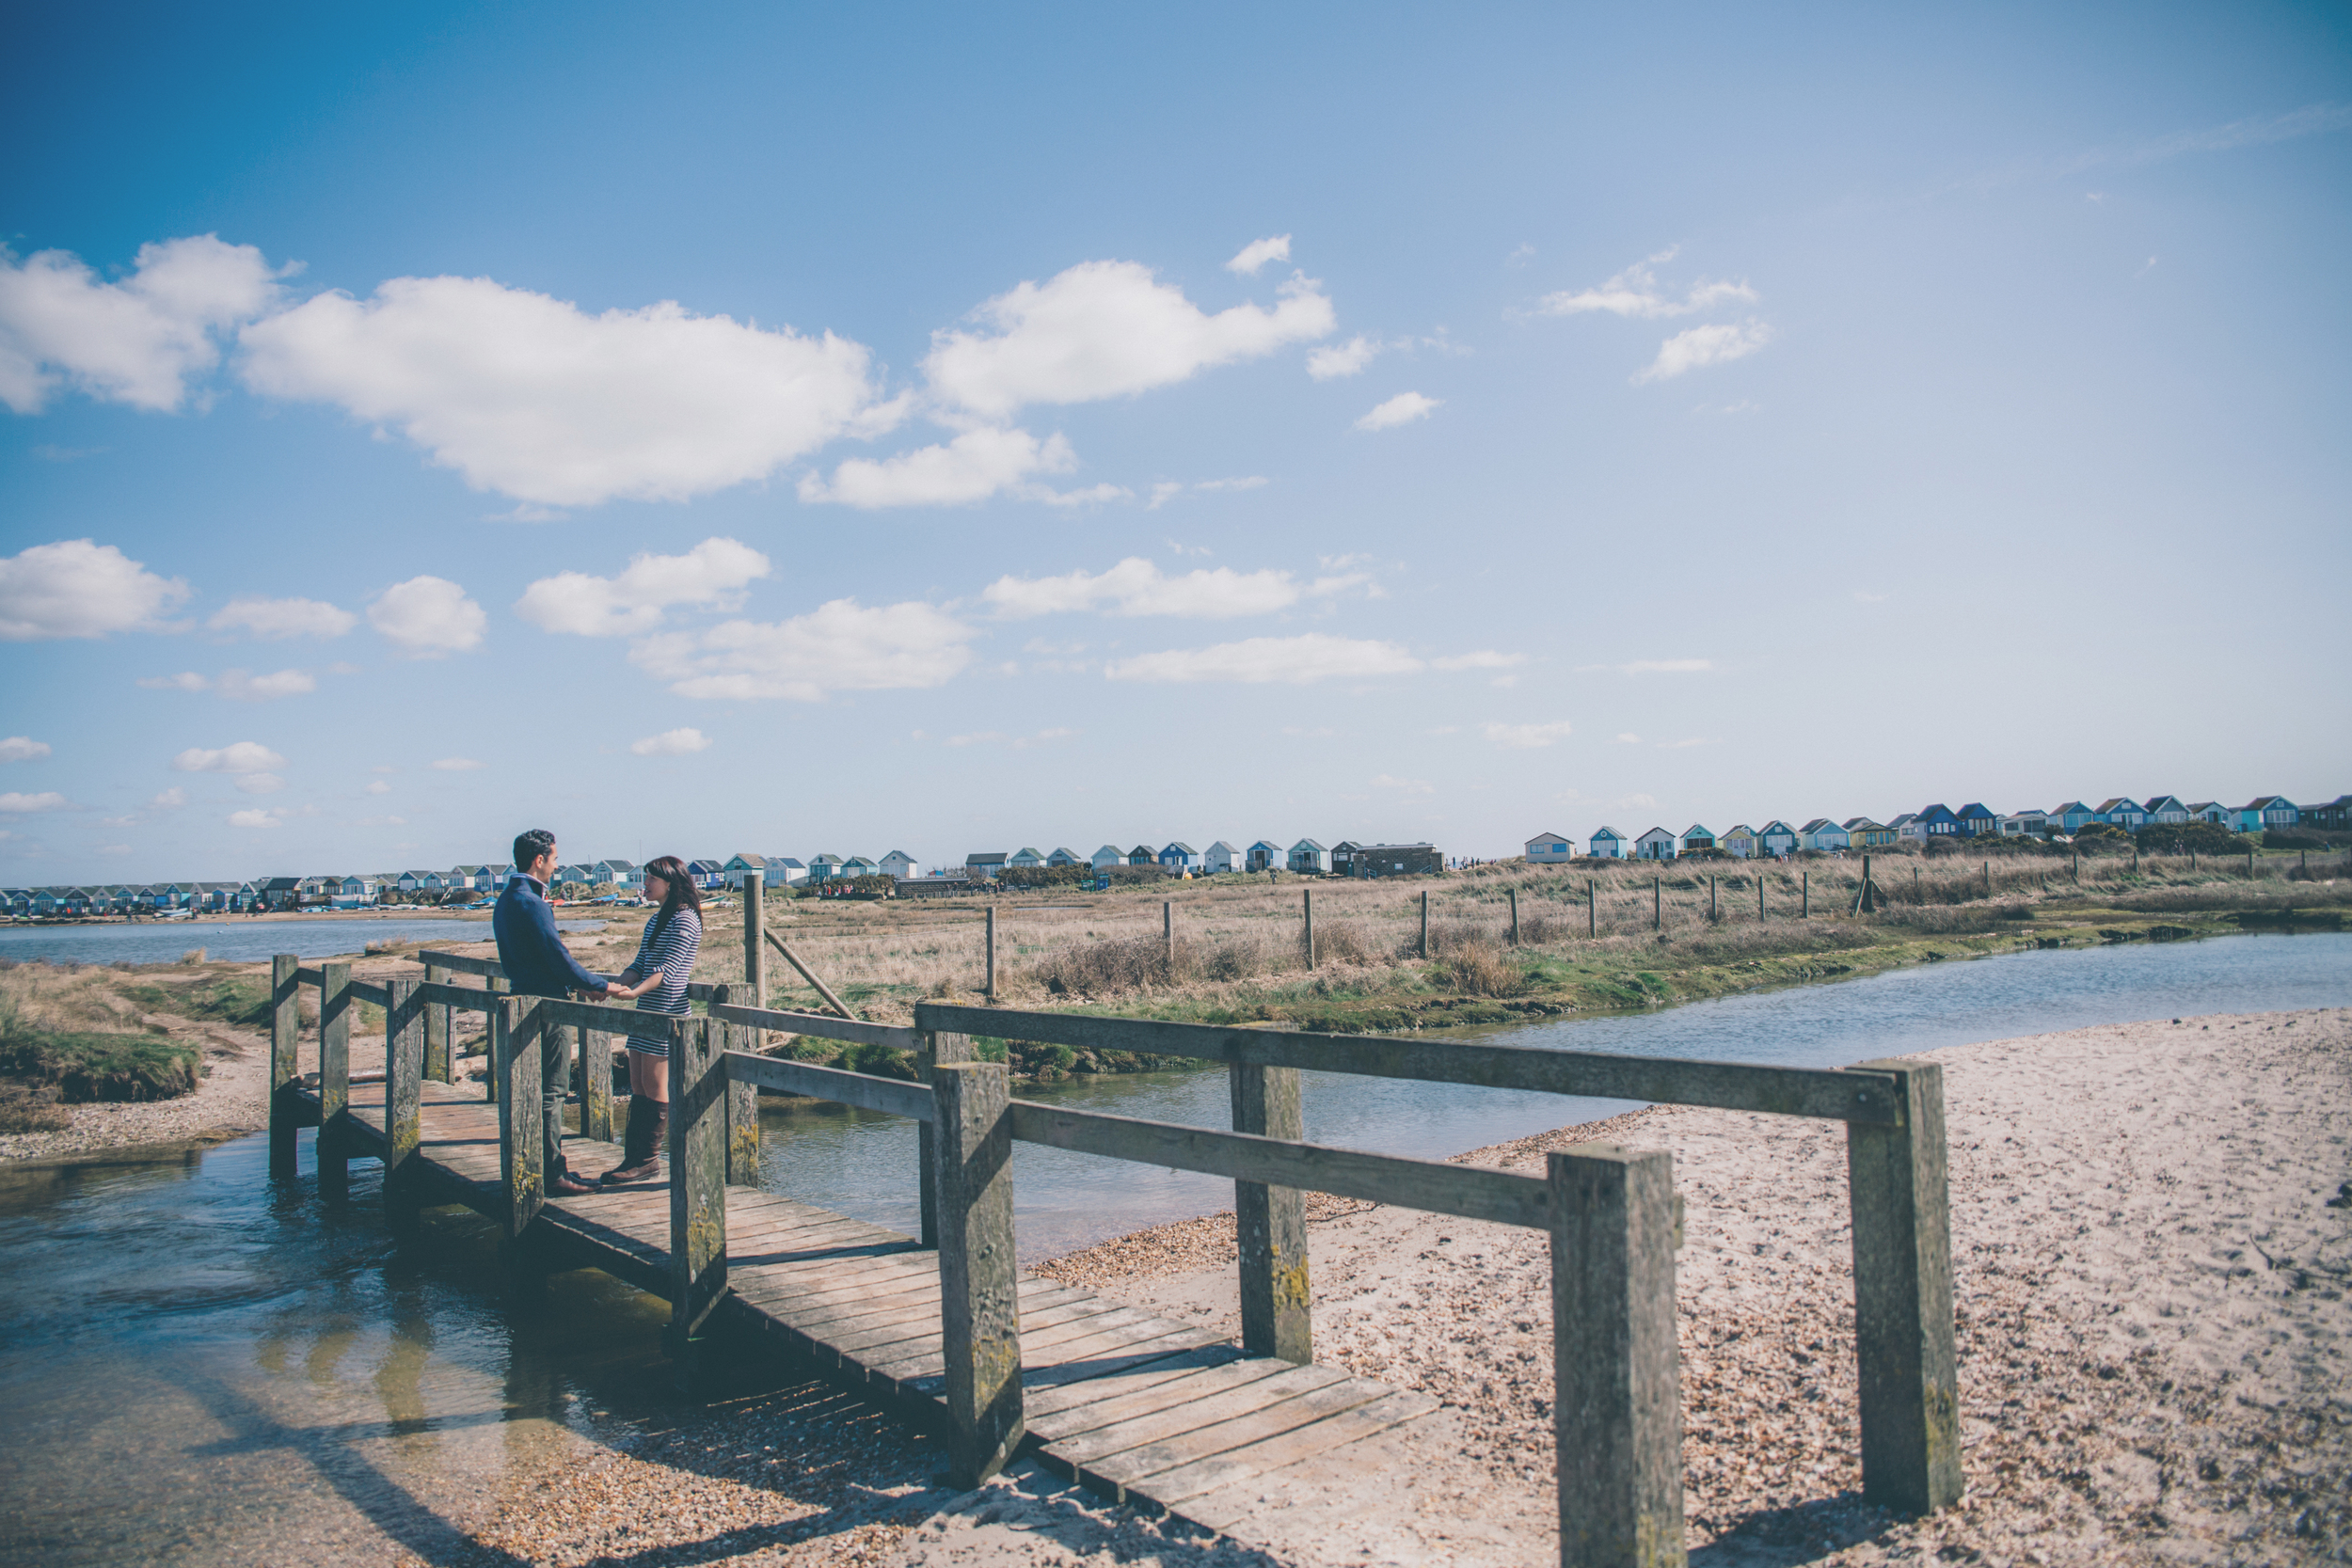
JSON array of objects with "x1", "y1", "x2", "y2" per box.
[{"x1": 0, "y1": 983, "x2": 203, "y2": 1131}]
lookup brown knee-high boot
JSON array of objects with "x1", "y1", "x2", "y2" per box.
[{"x1": 600, "y1": 1096, "x2": 667, "y2": 1186}]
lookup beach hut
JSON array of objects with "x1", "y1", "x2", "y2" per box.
[
  {"x1": 1090, "y1": 844, "x2": 1125, "y2": 870},
  {"x1": 1842, "y1": 817, "x2": 1896, "y2": 848},
  {"x1": 2140, "y1": 796, "x2": 2190, "y2": 825},
  {"x1": 2051, "y1": 802, "x2": 2096, "y2": 833},
  {"x1": 843, "y1": 856, "x2": 881, "y2": 879},
  {"x1": 2245, "y1": 796, "x2": 2299, "y2": 832},
  {"x1": 880, "y1": 851, "x2": 918, "y2": 879},
  {"x1": 1720, "y1": 824, "x2": 1758, "y2": 859},
  {"x1": 1247, "y1": 839, "x2": 1283, "y2": 872},
  {"x1": 1286, "y1": 838, "x2": 1331, "y2": 874},
  {"x1": 1588, "y1": 827, "x2": 1627, "y2": 859},
  {"x1": 1799, "y1": 818, "x2": 1851, "y2": 852},
  {"x1": 2094, "y1": 799, "x2": 2146, "y2": 831},
  {"x1": 1009, "y1": 847, "x2": 1046, "y2": 869},
  {"x1": 1159, "y1": 843, "x2": 1202, "y2": 873},
  {"x1": 1523, "y1": 832, "x2": 1574, "y2": 863},
  {"x1": 1634, "y1": 827, "x2": 1677, "y2": 861},
  {"x1": 1996, "y1": 810, "x2": 2047, "y2": 838},
  {"x1": 1955, "y1": 803, "x2": 2000, "y2": 838},
  {"x1": 1204, "y1": 841, "x2": 1242, "y2": 874},
  {"x1": 1758, "y1": 820, "x2": 1800, "y2": 856},
  {"x1": 1127, "y1": 845, "x2": 1157, "y2": 867},
  {"x1": 1045, "y1": 847, "x2": 1083, "y2": 868},
  {"x1": 1679, "y1": 824, "x2": 1716, "y2": 854}
]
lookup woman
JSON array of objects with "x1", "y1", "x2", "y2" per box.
[{"x1": 598, "y1": 855, "x2": 704, "y2": 1185}]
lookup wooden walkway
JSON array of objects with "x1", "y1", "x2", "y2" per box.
[{"x1": 304, "y1": 1077, "x2": 1439, "y2": 1525}]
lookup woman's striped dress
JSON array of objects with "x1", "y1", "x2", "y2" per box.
[{"x1": 623, "y1": 907, "x2": 702, "y2": 1058}]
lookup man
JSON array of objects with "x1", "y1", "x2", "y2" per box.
[{"x1": 493, "y1": 828, "x2": 612, "y2": 1196}]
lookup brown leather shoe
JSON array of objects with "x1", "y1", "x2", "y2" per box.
[
  {"x1": 550, "y1": 1172, "x2": 600, "y2": 1196},
  {"x1": 598, "y1": 1158, "x2": 663, "y2": 1187}
]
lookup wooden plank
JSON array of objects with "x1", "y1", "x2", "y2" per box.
[
  {"x1": 668, "y1": 1017, "x2": 728, "y2": 1348},
  {"x1": 318, "y1": 961, "x2": 352, "y2": 1203},
  {"x1": 385, "y1": 976, "x2": 423, "y2": 1235},
  {"x1": 917, "y1": 1002, "x2": 1904, "y2": 1124},
  {"x1": 416, "y1": 980, "x2": 500, "y2": 1015},
  {"x1": 269, "y1": 953, "x2": 300, "y2": 1179},
  {"x1": 1550, "y1": 1144, "x2": 1683, "y2": 1568},
  {"x1": 1028, "y1": 1356, "x2": 1300, "y2": 1448},
  {"x1": 711, "y1": 1002, "x2": 917, "y2": 1052},
  {"x1": 1048, "y1": 1364, "x2": 1347, "y2": 1468},
  {"x1": 491, "y1": 997, "x2": 546, "y2": 1237},
  {"x1": 1231, "y1": 1062, "x2": 1310, "y2": 1363},
  {"x1": 580, "y1": 1009, "x2": 613, "y2": 1144},
  {"x1": 918, "y1": 1031, "x2": 972, "y2": 1248},
  {"x1": 422, "y1": 961, "x2": 452, "y2": 1082},
  {"x1": 922, "y1": 1057, "x2": 1023, "y2": 1489},
  {"x1": 1079, "y1": 1375, "x2": 1396, "y2": 1501},
  {"x1": 1845, "y1": 1058, "x2": 1963, "y2": 1514},
  {"x1": 1145, "y1": 1389, "x2": 1441, "y2": 1513},
  {"x1": 723, "y1": 1052, "x2": 934, "y2": 1121},
  {"x1": 1009, "y1": 1101, "x2": 1551, "y2": 1229},
  {"x1": 1012, "y1": 1328, "x2": 1226, "y2": 1393},
  {"x1": 713, "y1": 987, "x2": 759, "y2": 1186},
  {"x1": 1022, "y1": 1344, "x2": 1245, "y2": 1420}
]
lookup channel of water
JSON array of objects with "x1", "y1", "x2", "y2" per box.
[{"x1": 1, "y1": 932, "x2": 2345, "y2": 1562}]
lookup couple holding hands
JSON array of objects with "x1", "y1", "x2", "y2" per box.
[{"x1": 491, "y1": 828, "x2": 703, "y2": 1196}]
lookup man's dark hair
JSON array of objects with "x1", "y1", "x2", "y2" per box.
[{"x1": 513, "y1": 829, "x2": 558, "y2": 871}]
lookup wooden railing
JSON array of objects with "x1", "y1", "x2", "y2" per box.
[{"x1": 266, "y1": 913, "x2": 1961, "y2": 1568}]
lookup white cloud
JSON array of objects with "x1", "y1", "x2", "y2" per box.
[
  {"x1": 239, "y1": 274, "x2": 891, "y2": 505},
  {"x1": 982, "y1": 558, "x2": 1313, "y2": 620},
  {"x1": 1534, "y1": 248, "x2": 1756, "y2": 319},
  {"x1": 1355, "y1": 391, "x2": 1440, "y2": 431},
  {"x1": 0, "y1": 791, "x2": 68, "y2": 813},
  {"x1": 1373, "y1": 773, "x2": 1435, "y2": 796},
  {"x1": 630, "y1": 597, "x2": 976, "y2": 702},
  {"x1": 0, "y1": 539, "x2": 190, "y2": 641},
  {"x1": 921, "y1": 260, "x2": 1335, "y2": 420},
  {"x1": 431, "y1": 756, "x2": 483, "y2": 770},
  {"x1": 1195, "y1": 475, "x2": 1268, "y2": 493},
  {"x1": 228, "y1": 807, "x2": 286, "y2": 829},
  {"x1": 630, "y1": 727, "x2": 711, "y2": 757},
  {"x1": 1432, "y1": 650, "x2": 1524, "y2": 671},
  {"x1": 233, "y1": 771, "x2": 285, "y2": 794},
  {"x1": 517, "y1": 537, "x2": 770, "y2": 637},
  {"x1": 172, "y1": 741, "x2": 286, "y2": 774},
  {"x1": 1483, "y1": 721, "x2": 1574, "y2": 748},
  {"x1": 0, "y1": 234, "x2": 283, "y2": 413},
  {"x1": 369, "y1": 576, "x2": 485, "y2": 657},
  {"x1": 1031, "y1": 482, "x2": 1131, "y2": 508},
  {"x1": 799, "y1": 426, "x2": 1074, "y2": 509},
  {"x1": 149, "y1": 787, "x2": 186, "y2": 809},
  {"x1": 1225, "y1": 236, "x2": 1293, "y2": 275},
  {"x1": 208, "y1": 595, "x2": 356, "y2": 640},
  {"x1": 1147, "y1": 481, "x2": 1184, "y2": 510},
  {"x1": 1580, "y1": 657, "x2": 1713, "y2": 675},
  {"x1": 219, "y1": 668, "x2": 315, "y2": 701},
  {"x1": 1306, "y1": 335, "x2": 1380, "y2": 379},
  {"x1": 365, "y1": 780, "x2": 390, "y2": 795},
  {"x1": 139, "y1": 672, "x2": 211, "y2": 691},
  {"x1": 1613, "y1": 733, "x2": 1642, "y2": 745},
  {"x1": 0, "y1": 736, "x2": 50, "y2": 763},
  {"x1": 1634, "y1": 323, "x2": 1773, "y2": 384},
  {"x1": 1104, "y1": 633, "x2": 1422, "y2": 685}
]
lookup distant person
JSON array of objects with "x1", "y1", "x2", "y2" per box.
[
  {"x1": 598, "y1": 855, "x2": 705, "y2": 1186},
  {"x1": 493, "y1": 829, "x2": 613, "y2": 1196}
]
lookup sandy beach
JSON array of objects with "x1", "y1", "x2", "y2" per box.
[{"x1": 8, "y1": 1005, "x2": 2346, "y2": 1565}]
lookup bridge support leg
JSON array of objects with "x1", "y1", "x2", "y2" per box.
[
  {"x1": 713, "y1": 986, "x2": 757, "y2": 1184},
  {"x1": 1844, "y1": 1059, "x2": 1962, "y2": 1515},
  {"x1": 422, "y1": 962, "x2": 451, "y2": 1083},
  {"x1": 318, "y1": 961, "x2": 352, "y2": 1205},
  {"x1": 580, "y1": 1021, "x2": 614, "y2": 1147},
  {"x1": 1232, "y1": 1062, "x2": 1311, "y2": 1364},
  {"x1": 667, "y1": 1017, "x2": 730, "y2": 1394},
  {"x1": 933, "y1": 1061, "x2": 1024, "y2": 1487},
  {"x1": 494, "y1": 998, "x2": 544, "y2": 1239},
  {"x1": 268, "y1": 954, "x2": 300, "y2": 1180},
  {"x1": 385, "y1": 977, "x2": 424, "y2": 1240},
  {"x1": 1549, "y1": 1145, "x2": 1684, "y2": 1568},
  {"x1": 917, "y1": 1031, "x2": 973, "y2": 1248}
]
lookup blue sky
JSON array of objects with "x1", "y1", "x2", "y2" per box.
[{"x1": 3, "y1": 3, "x2": 2347, "y2": 880}]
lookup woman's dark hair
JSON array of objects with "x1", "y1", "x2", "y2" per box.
[{"x1": 644, "y1": 855, "x2": 701, "y2": 936}]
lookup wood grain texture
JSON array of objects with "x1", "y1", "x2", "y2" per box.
[
  {"x1": 269, "y1": 953, "x2": 300, "y2": 1179},
  {"x1": 1230, "y1": 1063, "x2": 1311, "y2": 1364},
  {"x1": 668, "y1": 1017, "x2": 728, "y2": 1341},
  {"x1": 493, "y1": 997, "x2": 544, "y2": 1239},
  {"x1": 723, "y1": 1052, "x2": 934, "y2": 1120},
  {"x1": 933, "y1": 1061, "x2": 1024, "y2": 1486},
  {"x1": 918, "y1": 1030, "x2": 973, "y2": 1249},
  {"x1": 1549, "y1": 1145, "x2": 1685, "y2": 1568},
  {"x1": 710, "y1": 1002, "x2": 917, "y2": 1051},
  {"x1": 1845, "y1": 1058, "x2": 1963, "y2": 1514},
  {"x1": 385, "y1": 977, "x2": 423, "y2": 1233},
  {"x1": 713, "y1": 987, "x2": 760, "y2": 1186},
  {"x1": 318, "y1": 961, "x2": 352, "y2": 1203},
  {"x1": 422, "y1": 961, "x2": 452, "y2": 1083}
]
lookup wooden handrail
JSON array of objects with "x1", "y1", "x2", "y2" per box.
[
  {"x1": 710, "y1": 1001, "x2": 915, "y2": 1051},
  {"x1": 722, "y1": 1050, "x2": 933, "y2": 1120}
]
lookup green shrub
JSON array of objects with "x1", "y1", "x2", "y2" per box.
[{"x1": 0, "y1": 1003, "x2": 200, "y2": 1102}]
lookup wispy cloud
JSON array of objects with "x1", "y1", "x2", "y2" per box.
[
  {"x1": 1106, "y1": 633, "x2": 1421, "y2": 685},
  {"x1": 1355, "y1": 391, "x2": 1440, "y2": 431},
  {"x1": 1634, "y1": 323, "x2": 1773, "y2": 383},
  {"x1": 1483, "y1": 720, "x2": 1573, "y2": 749},
  {"x1": 1534, "y1": 246, "x2": 1756, "y2": 319}
]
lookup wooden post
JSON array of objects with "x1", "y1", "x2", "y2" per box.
[
  {"x1": 422, "y1": 960, "x2": 451, "y2": 1082},
  {"x1": 580, "y1": 1014, "x2": 614, "y2": 1145},
  {"x1": 1420, "y1": 890, "x2": 1430, "y2": 958},
  {"x1": 713, "y1": 984, "x2": 759, "y2": 1186},
  {"x1": 1803, "y1": 871, "x2": 1810, "y2": 918},
  {"x1": 1588, "y1": 877, "x2": 1597, "y2": 938},
  {"x1": 1708, "y1": 875, "x2": 1717, "y2": 923},
  {"x1": 385, "y1": 976, "x2": 423, "y2": 1237},
  {"x1": 915, "y1": 1027, "x2": 974, "y2": 1247},
  {"x1": 1232, "y1": 1062, "x2": 1311, "y2": 1364},
  {"x1": 1757, "y1": 872, "x2": 1764, "y2": 922},
  {"x1": 1855, "y1": 854, "x2": 1878, "y2": 914},
  {"x1": 1164, "y1": 899, "x2": 1176, "y2": 971},
  {"x1": 483, "y1": 973, "x2": 508, "y2": 1102},
  {"x1": 932, "y1": 1060, "x2": 1025, "y2": 1487},
  {"x1": 318, "y1": 961, "x2": 352, "y2": 1203},
  {"x1": 1550, "y1": 1145, "x2": 1684, "y2": 1568},
  {"x1": 1510, "y1": 887, "x2": 1520, "y2": 944},
  {"x1": 985, "y1": 905, "x2": 998, "y2": 1000},
  {"x1": 667, "y1": 1016, "x2": 729, "y2": 1374},
  {"x1": 1304, "y1": 889, "x2": 1316, "y2": 968},
  {"x1": 2129, "y1": 847, "x2": 2138, "y2": 877},
  {"x1": 741, "y1": 869, "x2": 766, "y2": 1011},
  {"x1": 1844, "y1": 1058, "x2": 1963, "y2": 1515},
  {"x1": 268, "y1": 953, "x2": 300, "y2": 1180},
  {"x1": 2073, "y1": 849, "x2": 2080, "y2": 883},
  {"x1": 1984, "y1": 861, "x2": 1992, "y2": 898},
  {"x1": 493, "y1": 997, "x2": 544, "y2": 1239},
  {"x1": 2247, "y1": 848, "x2": 2256, "y2": 879},
  {"x1": 1653, "y1": 877, "x2": 1661, "y2": 931}
]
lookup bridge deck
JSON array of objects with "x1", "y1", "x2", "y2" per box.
[{"x1": 303, "y1": 1079, "x2": 1438, "y2": 1526}]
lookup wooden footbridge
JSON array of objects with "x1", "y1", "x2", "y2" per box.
[{"x1": 265, "y1": 876, "x2": 1961, "y2": 1568}]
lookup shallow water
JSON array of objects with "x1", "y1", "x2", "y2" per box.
[
  {"x1": 1, "y1": 931, "x2": 2345, "y2": 1562},
  {"x1": 0, "y1": 914, "x2": 604, "y2": 968}
]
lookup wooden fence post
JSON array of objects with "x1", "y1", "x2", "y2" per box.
[
  {"x1": 1708, "y1": 876, "x2": 1717, "y2": 923},
  {"x1": 713, "y1": 984, "x2": 759, "y2": 1185},
  {"x1": 985, "y1": 905, "x2": 998, "y2": 1000},
  {"x1": 932, "y1": 1060, "x2": 1025, "y2": 1486},
  {"x1": 1588, "y1": 877, "x2": 1597, "y2": 938},
  {"x1": 1420, "y1": 890, "x2": 1430, "y2": 958},
  {"x1": 1304, "y1": 889, "x2": 1316, "y2": 968},
  {"x1": 1653, "y1": 877, "x2": 1661, "y2": 931},
  {"x1": 742, "y1": 869, "x2": 766, "y2": 1009},
  {"x1": 1803, "y1": 872, "x2": 1810, "y2": 918},
  {"x1": 914, "y1": 1023, "x2": 974, "y2": 1247},
  {"x1": 1550, "y1": 1144, "x2": 1684, "y2": 1568},
  {"x1": 422, "y1": 960, "x2": 451, "y2": 1082},
  {"x1": 1758, "y1": 872, "x2": 1766, "y2": 922},
  {"x1": 1843, "y1": 1057, "x2": 1963, "y2": 1515},
  {"x1": 484, "y1": 974, "x2": 508, "y2": 1102},
  {"x1": 580, "y1": 1011, "x2": 614, "y2": 1145},
  {"x1": 493, "y1": 996, "x2": 544, "y2": 1240},
  {"x1": 268, "y1": 953, "x2": 300, "y2": 1180},
  {"x1": 1232, "y1": 1062, "x2": 1311, "y2": 1364},
  {"x1": 2072, "y1": 849, "x2": 2079, "y2": 883},
  {"x1": 667, "y1": 1016, "x2": 730, "y2": 1379},
  {"x1": 2247, "y1": 848, "x2": 2256, "y2": 879},
  {"x1": 385, "y1": 976, "x2": 423, "y2": 1237},
  {"x1": 1164, "y1": 899, "x2": 1175, "y2": 970},
  {"x1": 1510, "y1": 887, "x2": 1521, "y2": 944},
  {"x1": 318, "y1": 961, "x2": 352, "y2": 1204}
]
